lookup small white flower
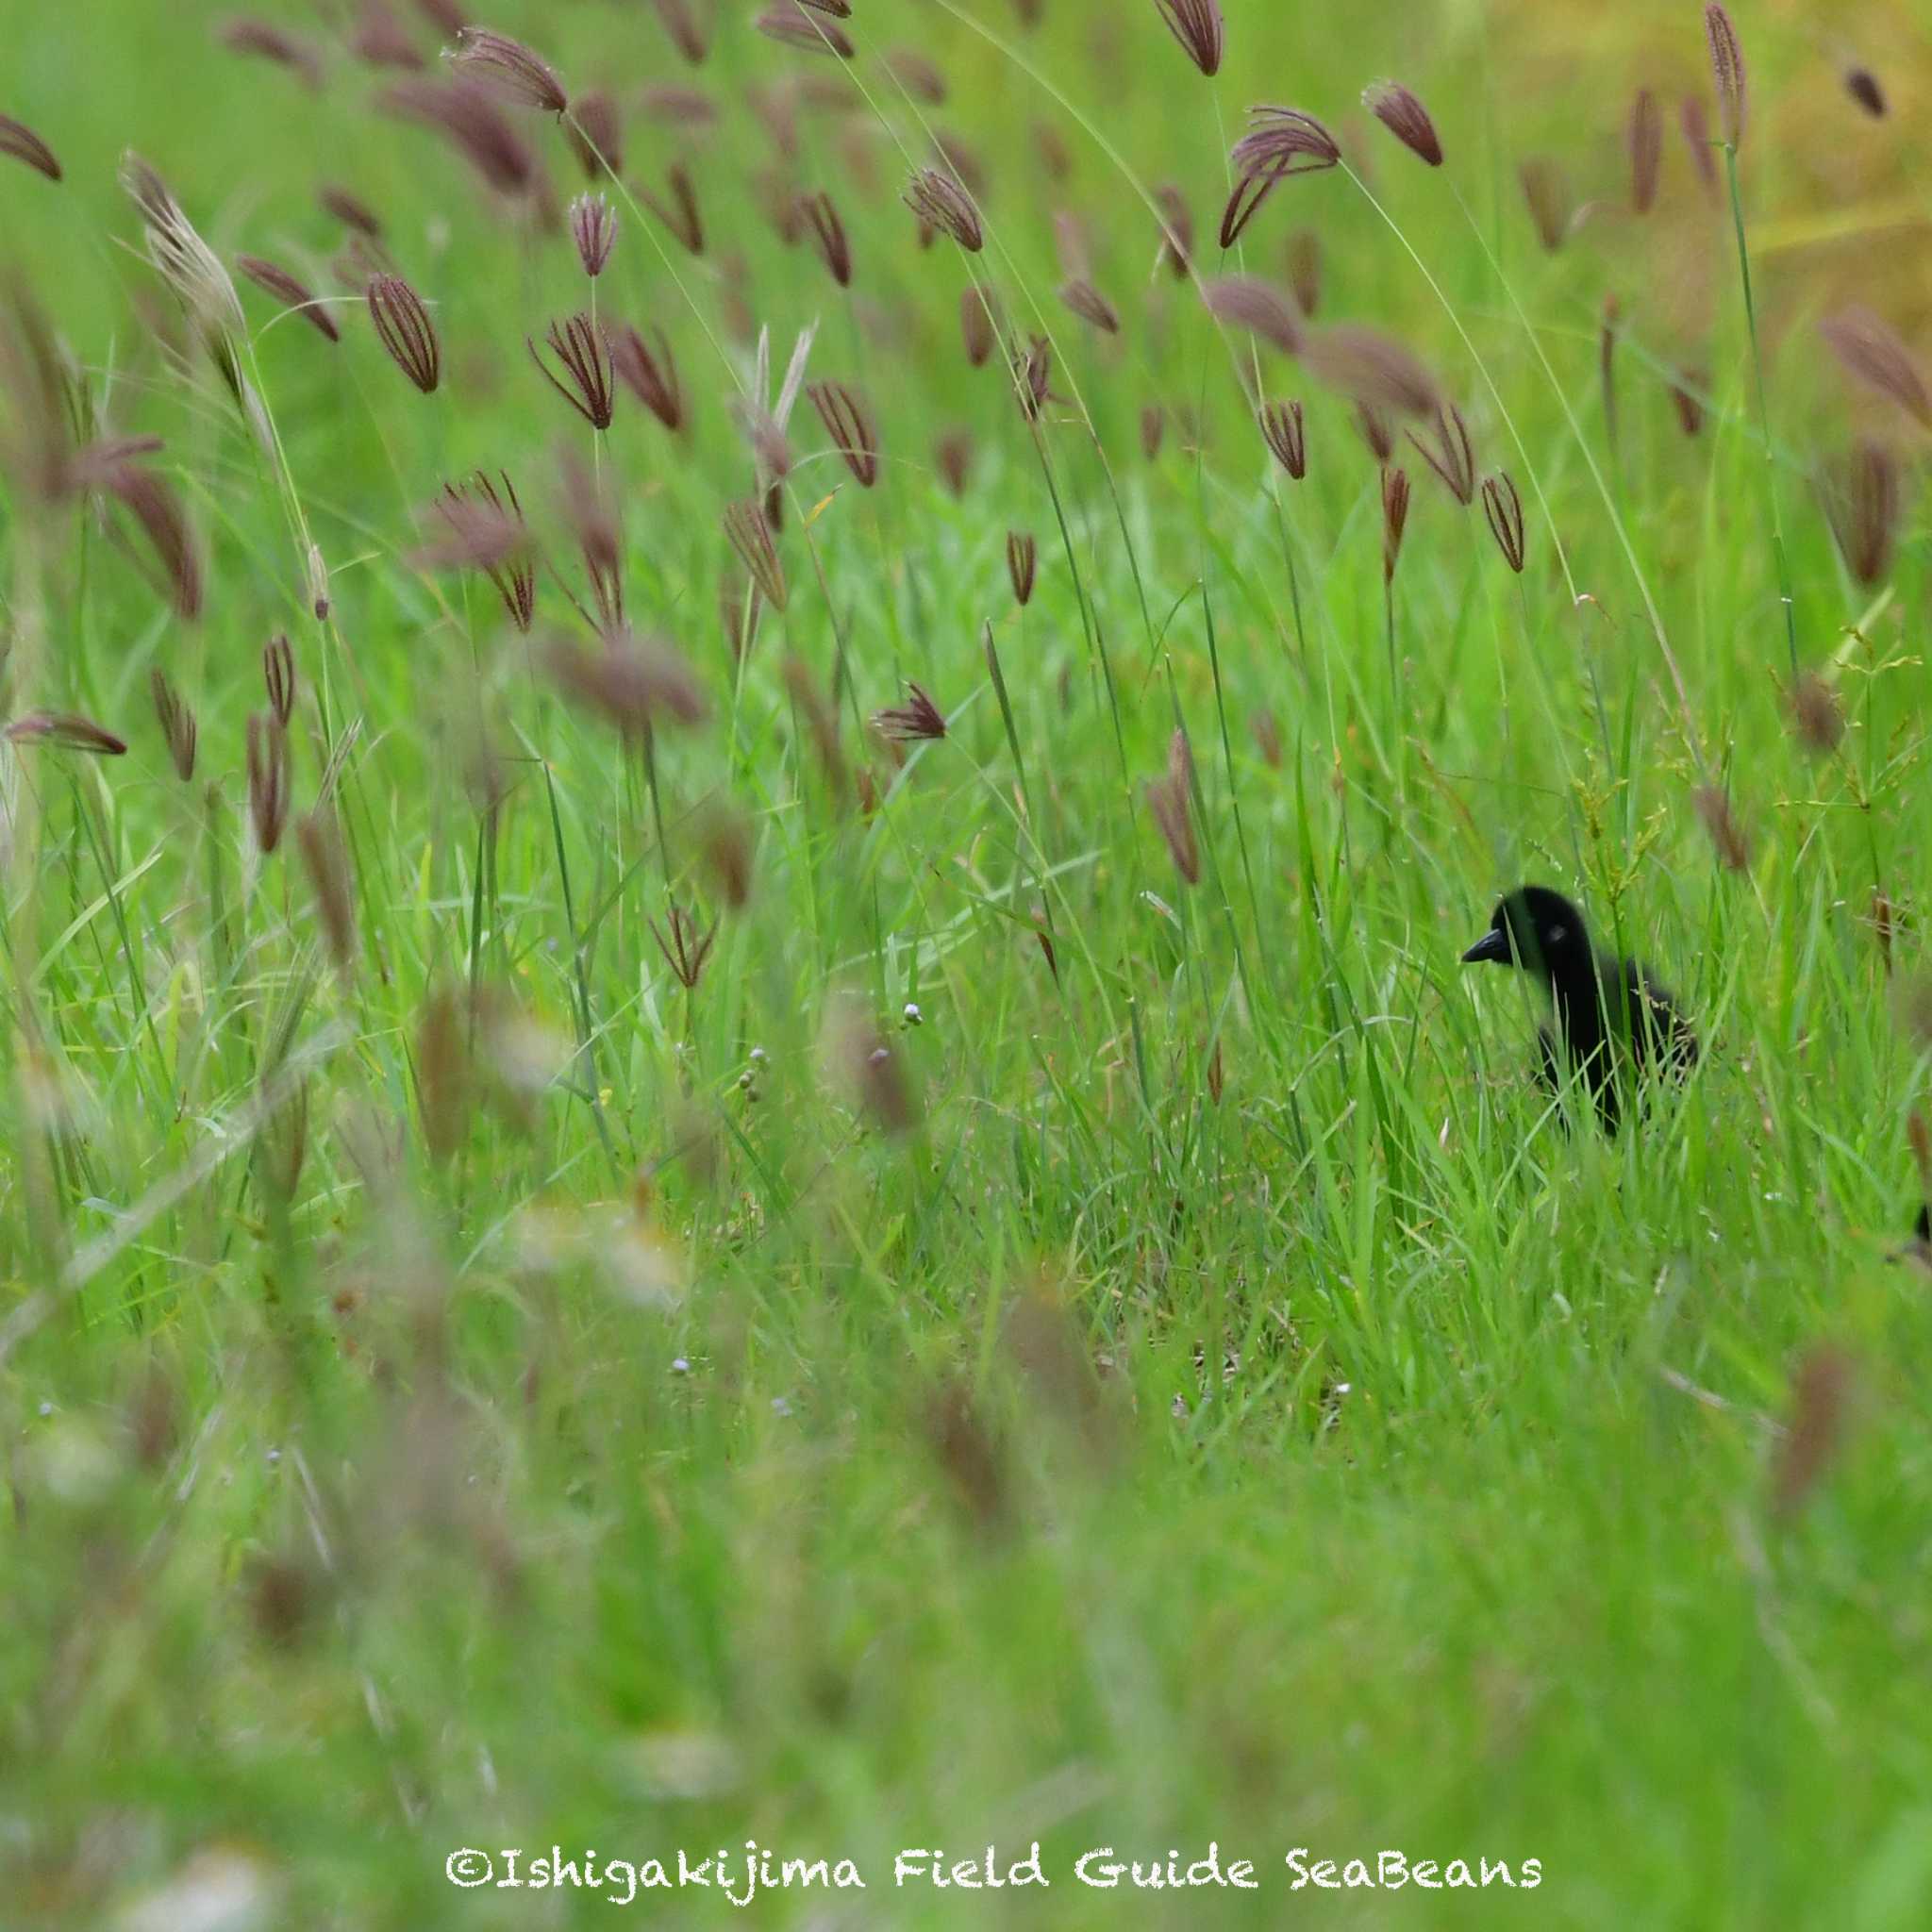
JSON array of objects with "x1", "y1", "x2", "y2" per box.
[{"x1": 903, "y1": 1002, "x2": 924, "y2": 1026}]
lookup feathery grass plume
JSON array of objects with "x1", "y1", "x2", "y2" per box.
[
  {"x1": 643, "y1": 86, "x2": 717, "y2": 130},
  {"x1": 874, "y1": 683, "x2": 947, "y2": 743},
  {"x1": 1145, "y1": 728, "x2": 1198, "y2": 887},
  {"x1": 652, "y1": 0, "x2": 710, "y2": 63},
  {"x1": 102, "y1": 462, "x2": 203, "y2": 619},
  {"x1": 1407, "y1": 398, "x2": 1474, "y2": 504},
  {"x1": 0, "y1": 115, "x2": 62, "y2": 181},
  {"x1": 807, "y1": 381, "x2": 878, "y2": 486},
  {"x1": 757, "y1": 3, "x2": 854, "y2": 58},
  {"x1": 1823, "y1": 441, "x2": 1901, "y2": 586},
  {"x1": 755, "y1": 165, "x2": 806, "y2": 243},
  {"x1": 1480, "y1": 471, "x2": 1526, "y2": 572},
  {"x1": 1787, "y1": 673, "x2": 1844, "y2": 756},
  {"x1": 1819, "y1": 308, "x2": 1932, "y2": 431},
  {"x1": 1363, "y1": 80, "x2": 1443, "y2": 167},
  {"x1": 931, "y1": 129, "x2": 989, "y2": 200},
  {"x1": 366, "y1": 273, "x2": 440, "y2": 391},
  {"x1": 1771, "y1": 1346, "x2": 1856, "y2": 1521},
  {"x1": 149, "y1": 670, "x2": 197, "y2": 781},
  {"x1": 740, "y1": 318, "x2": 817, "y2": 497},
  {"x1": 1052, "y1": 206, "x2": 1090, "y2": 279},
  {"x1": 1058, "y1": 278, "x2": 1119, "y2": 334},
  {"x1": 1259, "y1": 398, "x2": 1307, "y2": 478},
  {"x1": 528, "y1": 313, "x2": 614, "y2": 430},
  {"x1": 121, "y1": 152, "x2": 250, "y2": 399},
  {"x1": 67, "y1": 436, "x2": 167, "y2": 488},
  {"x1": 885, "y1": 48, "x2": 948, "y2": 104},
  {"x1": 1669, "y1": 368, "x2": 1707, "y2": 436},
  {"x1": 1141, "y1": 402, "x2": 1165, "y2": 459},
  {"x1": 904, "y1": 168, "x2": 982, "y2": 251},
  {"x1": 826, "y1": 1006, "x2": 919, "y2": 1134},
  {"x1": 566, "y1": 89, "x2": 624, "y2": 179},
  {"x1": 641, "y1": 162, "x2": 704, "y2": 256},
  {"x1": 1222, "y1": 107, "x2": 1341, "y2": 247},
  {"x1": 1381, "y1": 466, "x2": 1411, "y2": 583},
  {"x1": 296, "y1": 806, "x2": 358, "y2": 974},
  {"x1": 1251, "y1": 707, "x2": 1283, "y2": 768},
  {"x1": 247, "y1": 713, "x2": 290, "y2": 855},
  {"x1": 348, "y1": 1, "x2": 424, "y2": 73},
  {"x1": 960, "y1": 286, "x2": 1000, "y2": 367},
  {"x1": 923, "y1": 1377, "x2": 1011, "y2": 1539},
  {"x1": 724, "y1": 497, "x2": 786, "y2": 610},
  {"x1": 235, "y1": 255, "x2": 340, "y2": 341},
  {"x1": 1518, "y1": 157, "x2": 1571, "y2": 251},
  {"x1": 1627, "y1": 89, "x2": 1661, "y2": 212},
  {"x1": 1844, "y1": 67, "x2": 1886, "y2": 118},
  {"x1": 1201, "y1": 275, "x2": 1304, "y2": 355},
  {"x1": 306, "y1": 541, "x2": 330, "y2": 619},
  {"x1": 320, "y1": 184, "x2": 385, "y2": 239},
  {"x1": 1008, "y1": 529, "x2": 1037, "y2": 606},
  {"x1": 558, "y1": 450, "x2": 624, "y2": 634},
  {"x1": 1305, "y1": 324, "x2": 1438, "y2": 418},
  {"x1": 799, "y1": 191, "x2": 852, "y2": 285},
  {"x1": 650, "y1": 905, "x2": 717, "y2": 991},
  {"x1": 1285, "y1": 228, "x2": 1322, "y2": 317},
  {"x1": 1355, "y1": 403, "x2": 1395, "y2": 463},
  {"x1": 414, "y1": 983, "x2": 474, "y2": 1163},
  {"x1": 696, "y1": 800, "x2": 754, "y2": 909},
  {"x1": 432, "y1": 471, "x2": 537, "y2": 629},
  {"x1": 569, "y1": 193, "x2": 616, "y2": 275},
  {"x1": 1693, "y1": 784, "x2": 1749, "y2": 871},
  {"x1": 1150, "y1": 183, "x2": 1192, "y2": 279},
  {"x1": 1679, "y1": 94, "x2": 1720, "y2": 198},
  {"x1": 609, "y1": 325, "x2": 685, "y2": 434},
  {"x1": 1010, "y1": 339, "x2": 1050, "y2": 425},
  {"x1": 263, "y1": 633, "x2": 296, "y2": 725},
  {"x1": 1032, "y1": 118, "x2": 1071, "y2": 180},
  {"x1": 1704, "y1": 4, "x2": 1745, "y2": 149},
  {"x1": 2, "y1": 712, "x2": 127, "y2": 755},
  {"x1": 218, "y1": 17, "x2": 325, "y2": 89},
  {"x1": 379, "y1": 78, "x2": 537, "y2": 195},
  {"x1": 543, "y1": 631, "x2": 706, "y2": 734},
  {"x1": 1154, "y1": 0, "x2": 1224, "y2": 77},
  {"x1": 448, "y1": 26, "x2": 567, "y2": 114}
]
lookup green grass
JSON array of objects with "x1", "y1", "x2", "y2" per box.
[{"x1": 5, "y1": 1, "x2": 1932, "y2": 1925}]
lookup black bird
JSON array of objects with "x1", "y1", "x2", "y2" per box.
[{"x1": 1460, "y1": 884, "x2": 1697, "y2": 1132}]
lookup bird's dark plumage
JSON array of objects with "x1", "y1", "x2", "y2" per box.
[{"x1": 1460, "y1": 884, "x2": 1696, "y2": 1132}]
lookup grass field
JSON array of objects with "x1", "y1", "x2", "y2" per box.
[{"x1": 5, "y1": 0, "x2": 1932, "y2": 1924}]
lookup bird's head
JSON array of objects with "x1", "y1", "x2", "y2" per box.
[{"x1": 1460, "y1": 884, "x2": 1590, "y2": 980}]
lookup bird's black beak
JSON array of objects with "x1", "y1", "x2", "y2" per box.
[{"x1": 1460, "y1": 928, "x2": 1510, "y2": 966}]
